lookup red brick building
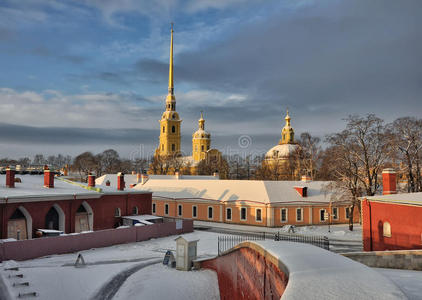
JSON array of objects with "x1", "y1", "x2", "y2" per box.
[
  {"x1": 1, "y1": 170, "x2": 152, "y2": 240},
  {"x1": 362, "y1": 168, "x2": 422, "y2": 251}
]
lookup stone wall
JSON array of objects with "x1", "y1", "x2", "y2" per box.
[{"x1": 342, "y1": 249, "x2": 422, "y2": 270}]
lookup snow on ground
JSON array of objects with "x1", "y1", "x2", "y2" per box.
[
  {"x1": 113, "y1": 264, "x2": 220, "y2": 300},
  {"x1": 374, "y1": 268, "x2": 422, "y2": 300},
  {"x1": 194, "y1": 220, "x2": 362, "y2": 241},
  {"x1": 0, "y1": 231, "x2": 221, "y2": 300}
]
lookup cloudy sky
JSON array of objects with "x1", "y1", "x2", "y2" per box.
[{"x1": 0, "y1": 0, "x2": 421, "y2": 160}]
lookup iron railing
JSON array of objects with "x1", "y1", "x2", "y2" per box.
[
  {"x1": 217, "y1": 233, "x2": 266, "y2": 255},
  {"x1": 217, "y1": 232, "x2": 329, "y2": 255},
  {"x1": 274, "y1": 232, "x2": 329, "y2": 250}
]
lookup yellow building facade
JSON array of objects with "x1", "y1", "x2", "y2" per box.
[
  {"x1": 153, "y1": 24, "x2": 222, "y2": 175},
  {"x1": 156, "y1": 24, "x2": 182, "y2": 157}
]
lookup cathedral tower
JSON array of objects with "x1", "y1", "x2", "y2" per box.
[
  {"x1": 158, "y1": 24, "x2": 182, "y2": 157},
  {"x1": 192, "y1": 112, "x2": 211, "y2": 162},
  {"x1": 280, "y1": 109, "x2": 295, "y2": 144}
]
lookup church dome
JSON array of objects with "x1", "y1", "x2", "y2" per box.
[
  {"x1": 265, "y1": 143, "x2": 299, "y2": 159},
  {"x1": 193, "y1": 128, "x2": 210, "y2": 139}
]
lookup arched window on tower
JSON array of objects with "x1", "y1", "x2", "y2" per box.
[
  {"x1": 172, "y1": 144, "x2": 175, "y2": 151},
  {"x1": 172, "y1": 126, "x2": 175, "y2": 133},
  {"x1": 162, "y1": 126, "x2": 165, "y2": 133},
  {"x1": 201, "y1": 145, "x2": 204, "y2": 151}
]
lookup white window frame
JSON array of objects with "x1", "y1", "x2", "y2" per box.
[
  {"x1": 383, "y1": 222, "x2": 392, "y2": 238},
  {"x1": 192, "y1": 205, "x2": 198, "y2": 218},
  {"x1": 296, "y1": 208, "x2": 303, "y2": 222},
  {"x1": 281, "y1": 208, "x2": 288, "y2": 223},
  {"x1": 255, "y1": 208, "x2": 262, "y2": 222},
  {"x1": 345, "y1": 207, "x2": 350, "y2": 219},
  {"x1": 226, "y1": 207, "x2": 232, "y2": 221},
  {"x1": 164, "y1": 203, "x2": 169, "y2": 216},
  {"x1": 240, "y1": 207, "x2": 247, "y2": 221},
  {"x1": 332, "y1": 207, "x2": 338, "y2": 220},
  {"x1": 208, "y1": 206, "x2": 213, "y2": 220},
  {"x1": 177, "y1": 204, "x2": 183, "y2": 217},
  {"x1": 319, "y1": 209, "x2": 326, "y2": 222},
  {"x1": 152, "y1": 203, "x2": 156, "y2": 214},
  {"x1": 115, "y1": 207, "x2": 121, "y2": 217}
]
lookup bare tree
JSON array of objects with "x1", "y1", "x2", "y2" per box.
[
  {"x1": 298, "y1": 132, "x2": 322, "y2": 179},
  {"x1": 72, "y1": 152, "x2": 98, "y2": 181},
  {"x1": 388, "y1": 117, "x2": 422, "y2": 192}
]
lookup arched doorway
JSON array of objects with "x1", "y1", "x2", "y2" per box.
[
  {"x1": 8, "y1": 207, "x2": 31, "y2": 240},
  {"x1": 75, "y1": 201, "x2": 93, "y2": 232},
  {"x1": 45, "y1": 205, "x2": 65, "y2": 231}
]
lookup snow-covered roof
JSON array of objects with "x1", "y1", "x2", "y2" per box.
[
  {"x1": 265, "y1": 143, "x2": 299, "y2": 159},
  {"x1": 96, "y1": 174, "x2": 218, "y2": 188},
  {"x1": 134, "y1": 178, "x2": 334, "y2": 205},
  {"x1": 366, "y1": 192, "x2": 422, "y2": 206},
  {"x1": 122, "y1": 215, "x2": 163, "y2": 222},
  {"x1": 238, "y1": 241, "x2": 406, "y2": 299},
  {"x1": 0, "y1": 175, "x2": 101, "y2": 202}
]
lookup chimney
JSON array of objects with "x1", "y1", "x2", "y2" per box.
[
  {"x1": 141, "y1": 174, "x2": 149, "y2": 185},
  {"x1": 117, "y1": 172, "x2": 125, "y2": 191},
  {"x1": 213, "y1": 170, "x2": 219, "y2": 179},
  {"x1": 131, "y1": 170, "x2": 136, "y2": 175},
  {"x1": 137, "y1": 173, "x2": 141, "y2": 183},
  {"x1": 175, "y1": 170, "x2": 181, "y2": 180},
  {"x1": 44, "y1": 166, "x2": 54, "y2": 188},
  {"x1": 294, "y1": 186, "x2": 308, "y2": 197},
  {"x1": 6, "y1": 166, "x2": 15, "y2": 188},
  {"x1": 382, "y1": 168, "x2": 396, "y2": 195},
  {"x1": 106, "y1": 180, "x2": 111, "y2": 186},
  {"x1": 88, "y1": 173, "x2": 96, "y2": 187},
  {"x1": 301, "y1": 175, "x2": 312, "y2": 182}
]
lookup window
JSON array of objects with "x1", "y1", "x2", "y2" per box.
[
  {"x1": 256, "y1": 209, "x2": 262, "y2": 222},
  {"x1": 172, "y1": 144, "x2": 175, "y2": 151},
  {"x1": 320, "y1": 209, "x2": 326, "y2": 222},
  {"x1": 240, "y1": 207, "x2": 247, "y2": 221},
  {"x1": 178, "y1": 204, "x2": 182, "y2": 217},
  {"x1": 162, "y1": 126, "x2": 165, "y2": 133},
  {"x1": 192, "y1": 206, "x2": 197, "y2": 218},
  {"x1": 332, "y1": 207, "x2": 338, "y2": 220},
  {"x1": 172, "y1": 126, "x2": 175, "y2": 133},
  {"x1": 383, "y1": 222, "x2": 392, "y2": 237},
  {"x1": 208, "y1": 207, "x2": 213, "y2": 219},
  {"x1": 281, "y1": 208, "x2": 288, "y2": 223},
  {"x1": 165, "y1": 203, "x2": 169, "y2": 215},
  {"x1": 201, "y1": 145, "x2": 204, "y2": 151},
  {"x1": 207, "y1": 145, "x2": 210, "y2": 150},
  {"x1": 152, "y1": 203, "x2": 156, "y2": 214},
  {"x1": 114, "y1": 208, "x2": 121, "y2": 217},
  {"x1": 226, "y1": 208, "x2": 232, "y2": 221},
  {"x1": 132, "y1": 206, "x2": 138, "y2": 215},
  {"x1": 296, "y1": 208, "x2": 303, "y2": 222},
  {"x1": 345, "y1": 207, "x2": 350, "y2": 219},
  {"x1": 161, "y1": 144, "x2": 164, "y2": 151}
]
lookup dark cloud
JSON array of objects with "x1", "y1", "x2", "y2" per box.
[
  {"x1": 137, "y1": 0, "x2": 422, "y2": 124},
  {"x1": 0, "y1": 123, "x2": 156, "y2": 145}
]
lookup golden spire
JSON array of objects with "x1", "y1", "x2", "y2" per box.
[
  {"x1": 285, "y1": 108, "x2": 291, "y2": 127},
  {"x1": 168, "y1": 22, "x2": 174, "y2": 95},
  {"x1": 199, "y1": 111, "x2": 205, "y2": 130},
  {"x1": 281, "y1": 108, "x2": 294, "y2": 144}
]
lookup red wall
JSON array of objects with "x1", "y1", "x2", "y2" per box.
[
  {"x1": 0, "y1": 219, "x2": 193, "y2": 261},
  {"x1": 201, "y1": 247, "x2": 288, "y2": 299},
  {"x1": 362, "y1": 199, "x2": 422, "y2": 251},
  {"x1": 0, "y1": 192, "x2": 152, "y2": 239}
]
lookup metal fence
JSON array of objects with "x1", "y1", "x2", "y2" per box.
[
  {"x1": 217, "y1": 233, "x2": 266, "y2": 255},
  {"x1": 217, "y1": 232, "x2": 329, "y2": 255},
  {"x1": 274, "y1": 232, "x2": 330, "y2": 250}
]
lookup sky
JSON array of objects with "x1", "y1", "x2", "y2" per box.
[{"x1": 0, "y1": 0, "x2": 421, "y2": 160}]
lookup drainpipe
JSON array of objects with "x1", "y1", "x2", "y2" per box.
[{"x1": 368, "y1": 200, "x2": 373, "y2": 251}]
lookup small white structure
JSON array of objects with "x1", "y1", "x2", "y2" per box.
[{"x1": 175, "y1": 236, "x2": 198, "y2": 271}]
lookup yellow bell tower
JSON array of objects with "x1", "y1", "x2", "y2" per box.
[
  {"x1": 192, "y1": 111, "x2": 211, "y2": 162},
  {"x1": 157, "y1": 23, "x2": 182, "y2": 157},
  {"x1": 280, "y1": 109, "x2": 295, "y2": 144}
]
